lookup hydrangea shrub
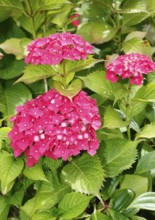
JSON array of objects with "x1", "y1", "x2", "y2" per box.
[{"x1": 1, "y1": 1, "x2": 155, "y2": 220}]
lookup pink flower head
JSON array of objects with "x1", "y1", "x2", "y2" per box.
[
  {"x1": 25, "y1": 32, "x2": 94, "y2": 65},
  {"x1": 70, "y1": 13, "x2": 80, "y2": 27},
  {"x1": 8, "y1": 89, "x2": 101, "y2": 167},
  {"x1": 106, "y1": 53, "x2": 155, "y2": 85}
]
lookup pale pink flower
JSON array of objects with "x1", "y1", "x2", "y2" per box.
[
  {"x1": 8, "y1": 89, "x2": 101, "y2": 166},
  {"x1": 106, "y1": 53, "x2": 155, "y2": 85},
  {"x1": 25, "y1": 32, "x2": 94, "y2": 65}
]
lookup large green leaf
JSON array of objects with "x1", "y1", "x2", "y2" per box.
[
  {"x1": 136, "y1": 122, "x2": 155, "y2": 139},
  {"x1": 129, "y1": 192, "x2": 155, "y2": 211},
  {"x1": 109, "y1": 209, "x2": 130, "y2": 220},
  {"x1": 0, "y1": 127, "x2": 11, "y2": 140},
  {"x1": 21, "y1": 172, "x2": 71, "y2": 217},
  {"x1": 80, "y1": 70, "x2": 127, "y2": 102},
  {"x1": 122, "y1": 13, "x2": 149, "y2": 27},
  {"x1": 44, "y1": 157, "x2": 62, "y2": 171},
  {"x1": 0, "y1": 82, "x2": 32, "y2": 116},
  {"x1": 91, "y1": 211, "x2": 112, "y2": 220},
  {"x1": 0, "y1": 0, "x2": 24, "y2": 12},
  {"x1": 23, "y1": 164, "x2": 48, "y2": 182},
  {"x1": 0, "y1": 151, "x2": 24, "y2": 194},
  {"x1": 0, "y1": 54, "x2": 25, "y2": 79},
  {"x1": 135, "y1": 151, "x2": 155, "y2": 174},
  {"x1": 31, "y1": 212, "x2": 56, "y2": 220},
  {"x1": 132, "y1": 216, "x2": 147, "y2": 220},
  {"x1": 133, "y1": 82, "x2": 155, "y2": 102},
  {"x1": 110, "y1": 189, "x2": 135, "y2": 211},
  {"x1": 63, "y1": 56, "x2": 103, "y2": 75},
  {"x1": 18, "y1": 11, "x2": 45, "y2": 34},
  {"x1": 121, "y1": 0, "x2": 148, "y2": 13},
  {"x1": 16, "y1": 64, "x2": 57, "y2": 84},
  {"x1": 123, "y1": 38, "x2": 152, "y2": 57},
  {"x1": 58, "y1": 192, "x2": 93, "y2": 219},
  {"x1": 62, "y1": 153, "x2": 104, "y2": 195},
  {"x1": 0, "y1": 196, "x2": 10, "y2": 220},
  {"x1": 98, "y1": 139, "x2": 138, "y2": 177},
  {"x1": 80, "y1": 0, "x2": 113, "y2": 22},
  {"x1": 30, "y1": 0, "x2": 68, "y2": 12},
  {"x1": 120, "y1": 175, "x2": 148, "y2": 197},
  {"x1": 77, "y1": 21, "x2": 117, "y2": 44},
  {"x1": 104, "y1": 106, "x2": 127, "y2": 129},
  {"x1": 0, "y1": 38, "x2": 28, "y2": 59}
]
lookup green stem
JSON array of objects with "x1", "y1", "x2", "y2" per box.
[
  {"x1": 62, "y1": 61, "x2": 68, "y2": 89},
  {"x1": 25, "y1": 0, "x2": 36, "y2": 39},
  {"x1": 43, "y1": 78, "x2": 48, "y2": 92},
  {"x1": 125, "y1": 84, "x2": 132, "y2": 140}
]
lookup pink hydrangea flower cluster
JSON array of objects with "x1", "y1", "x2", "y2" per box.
[
  {"x1": 106, "y1": 53, "x2": 155, "y2": 85},
  {"x1": 25, "y1": 32, "x2": 94, "y2": 65},
  {"x1": 8, "y1": 89, "x2": 101, "y2": 167}
]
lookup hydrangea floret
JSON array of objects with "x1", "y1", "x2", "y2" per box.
[
  {"x1": 25, "y1": 32, "x2": 94, "y2": 65},
  {"x1": 8, "y1": 89, "x2": 101, "y2": 166},
  {"x1": 106, "y1": 53, "x2": 155, "y2": 85}
]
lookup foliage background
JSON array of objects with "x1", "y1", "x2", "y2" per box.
[{"x1": 1, "y1": 0, "x2": 155, "y2": 219}]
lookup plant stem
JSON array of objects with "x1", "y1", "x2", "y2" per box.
[
  {"x1": 25, "y1": 0, "x2": 36, "y2": 39},
  {"x1": 43, "y1": 78, "x2": 48, "y2": 92},
  {"x1": 125, "y1": 84, "x2": 132, "y2": 140}
]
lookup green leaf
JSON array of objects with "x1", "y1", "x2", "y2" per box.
[
  {"x1": 0, "y1": 54, "x2": 25, "y2": 79},
  {"x1": 16, "y1": 64, "x2": 57, "y2": 84},
  {"x1": 44, "y1": 157, "x2": 62, "y2": 171},
  {"x1": 0, "y1": 0, "x2": 24, "y2": 12},
  {"x1": 9, "y1": 188, "x2": 25, "y2": 206},
  {"x1": 0, "y1": 82, "x2": 32, "y2": 116},
  {"x1": 0, "y1": 196, "x2": 10, "y2": 220},
  {"x1": 123, "y1": 38, "x2": 152, "y2": 57},
  {"x1": 129, "y1": 192, "x2": 155, "y2": 211},
  {"x1": 64, "y1": 56, "x2": 103, "y2": 74},
  {"x1": 18, "y1": 11, "x2": 45, "y2": 34},
  {"x1": 110, "y1": 189, "x2": 135, "y2": 211},
  {"x1": 77, "y1": 21, "x2": 117, "y2": 44},
  {"x1": 62, "y1": 153, "x2": 105, "y2": 195},
  {"x1": 122, "y1": 13, "x2": 149, "y2": 27},
  {"x1": 31, "y1": 0, "x2": 68, "y2": 12},
  {"x1": 91, "y1": 211, "x2": 112, "y2": 220},
  {"x1": 23, "y1": 164, "x2": 48, "y2": 182},
  {"x1": 0, "y1": 9, "x2": 10, "y2": 22},
  {"x1": 102, "y1": 177, "x2": 120, "y2": 201},
  {"x1": 121, "y1": 0, "x2": 148, "y2": 13},
  {"x1": 135, "y1": 151, "x2": 155, "y2": 174},
  {"x1": 80, "y1": 70, "x2": 126, "y2": 102},
  {"x1": 133, "y1": 82, "x2": 155, "y2": 102},
  {"x1": 53, "y1": 79, "x2": 83, "y2": 98},
  {"x1": 109, "y1": 209, "x2": 130, "y2": 220},
  {"x1": 132, "y1": 216, "x2": 147, "y2": 220},
  {"x1": 0, "y1": 151, "x2": 24, "y2": 194},
  {"x1": 21, "y1": 172, "x2": 71, "y2": 217},
  {"x1": 104, "y1": 106, "x2": 127, "y2": 129},
  {"x1": 0, "y1": 127, "x2": 11, "y2": 140},
  {"x1": 120, "y1": 175, "x2": 148, "y2": 197},
  {"x1": 98, "y1": 139, "x2": 138, "y2": 177},
  {"x1": 0, "y1": 38, "x2": 26, "y2": 59},
  {"x1": 124, "y1": 31, "x2": 146, "y2": 42},
  {"x1": 31, "y1": 212, "x2": 56, "y2": 220},
  {"x1": 136, "y1": 122, "x2": 155, "y2": 139},
  {"x1": 58, "y1": 192, "x2": 93, "y2": 219}
]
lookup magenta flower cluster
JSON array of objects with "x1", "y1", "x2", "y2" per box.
[
  {"x1": 9, "y1": 89, "x2": 101, "y2": 166},
  {"x1": 25, "y1": 32, "x2": 94, "y2": 65},
  {"x1": 106, "y1": 53, "x2": 155, "y2": 85}
]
